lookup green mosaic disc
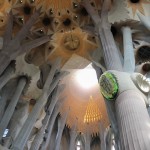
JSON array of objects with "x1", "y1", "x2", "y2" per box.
[{"x1": 99, "y1": 72, "x2": 118, "y2": 100}]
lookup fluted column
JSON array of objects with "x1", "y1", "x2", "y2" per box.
[
  {"x1": 4, "y1": 101, "x2": 29, "y2": 148},
  {"x1": 30, "y1": 86, "x2": 62, "y2": 150},
  {"x1": 55, "y1": 109, "x2": 69, "y2": 150},
  {"x1": 12, "y1": 60, "x2": 67, "y2": 150},
  {"x1": 122, "y1": 26, "x2": 135, "y2": 73},
  {"x1": 0, "y1": 77, "x2": 27, "y2": 139},
  {"x1": 69, "y1": 119, "x2": 78, "y2": 150},
  {"x1": 116, "y1": 90, "x2": 150, "y2": 150},
  {"x1": 83, "y1": 0, "x2": 123, "y2": 71}
]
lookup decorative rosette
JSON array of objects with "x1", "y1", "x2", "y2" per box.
[{"x1": 99, "y1": 72, "x2": 118, "y2": 100}]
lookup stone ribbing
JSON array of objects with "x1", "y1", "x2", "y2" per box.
[
  {"x1": 115, "y1": 90, "x2": 150, "y2": 150},
  {"x1": 122, "y1": 27, "x2": 135, "y2": 73},
  {"x1": 0, "y1": 77, "x2": 27, "y2": 140}
]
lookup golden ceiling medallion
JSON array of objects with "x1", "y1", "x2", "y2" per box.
[
  {"x1": 127, "y1": 0, "x2": 149, "y2": 16},
  {"x1": 64, "y1": 34, "x2": 80, "y2": 51},
  {"x1": 47, "y1": 27, "x2": 97, "y2": 66}
]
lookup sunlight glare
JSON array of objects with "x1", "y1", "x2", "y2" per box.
[{"x1": 76, "y1": 69, "x2": 98, "y2": 89}]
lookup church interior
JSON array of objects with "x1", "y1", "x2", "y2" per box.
[{"x1": 0, "y1": 0, "x2": 150, "y2": 150}]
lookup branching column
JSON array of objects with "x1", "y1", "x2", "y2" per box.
[
  {"x1": 0, "y1": 10, "x2": 50, "y2": 75},
  {"x1": 30, "y1": 86, "x2": 62, "y2": 150},
  {"x1": 82, "y1": 0, "x2": 123, "y2": 71},
  {"x1": 12, "y1": 60, "x2": 67, "y2": 150},
  {"x1": 40, "y1": 99, "x2": 64, "y2": 150},
  {"x1": 4, "y1": 101, "x2": 29, "y2": 148},
  {"x1": 55, "y1": 109, "x2": 69, "y2": 150},
  {"x1": 122, "y1": 27, "x2": 135, "y2": 73},
  {"x1": 0, "y1": 77, "x2": 27, "y2": 140}
]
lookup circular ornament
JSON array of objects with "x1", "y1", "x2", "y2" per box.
[{"x1": 99, "y1": 72, "x2": 118, "y2": 100}]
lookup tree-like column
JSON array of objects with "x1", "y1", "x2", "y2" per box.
[
  {"x1": 12, "y1": 59, "x2": 68, "y2": 150},
  {"x1": 0, "y1": 77, "x2": 27, "y2": 140}
]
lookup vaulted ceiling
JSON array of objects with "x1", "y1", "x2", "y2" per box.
[{"x1": 0, "y1": 0, "x2": 150, "y2": 134}]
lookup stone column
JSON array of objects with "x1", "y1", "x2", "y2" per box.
[
  {"x1": 122, "y1": 27, "x2": 135, "y2": 73},
  {"x1": 69, "y1": 119, "x2": 78, "y2": 150},
  {"x1": 84, "y1": 129, "x2": 91, "y2": 150},
  {"x1": 12, "y1": 60, "x2": 67, "y2": 150},
  {"x1": 0, "y1": 77, "x2": 27, "y2": 139},
  {"x1": 0, "y1": 60, "x2": 15, "y2": 90},
  {"x1": 137, "y1": 13, "x2": 150, "y2": 30},
  {"x1": 40, "y1": 99, "x2": 65, "y2": 150},
  {"x1": 99, "y1": 122, "x2": 106, "y2": 150},
  {"x1": 4, "y1": 101, "x2": 29, "y2": 148},
  {"x1": 105, "y1": 128, "x2": 113, "y2": 150},
  {"x1": 83, "y1": 0, "x2": 123, "y2": 71},
  {"x1": 116, "y1": 90, "x2": 150, "y2": 150},
  {"x1": 30, "y1": 86, "x2": 62, "y2": 150},
  {"x1": 55, "y1": 108, "x2": 70, "y2": 150},
  {"x1": 0, "y1": 9, "x2": 49, "y2": 76},
  {"x1": 0, "y1": 89, "x2": 8, "y2": 122}
]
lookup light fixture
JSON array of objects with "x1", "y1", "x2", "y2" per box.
[
  {"x1": 136, "y1": 74, "x2": 150, "y2": 93},
  {"x1": 75, "y1": 69, "x2": 98, "y2": 89}
]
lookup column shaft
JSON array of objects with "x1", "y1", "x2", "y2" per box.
[
  {"x1": 0, "y1": 90, "x2": 8, "y2": 122},
  {"x1": 30, "y1": 87, "x2": 60, "y2": 150},
  {"x1": 99, "y1": 28, "x2": 123, "y2": 71},
  {"x1": 122, "y1": 27, "x2": 135, "y2": 73},
  {"x1": 69, "y1": 121, "x2": 77, "y2": 150},
  {"x1": 12, "y1": 70, "x2": 66, "y2": 149},
  {"x1": 0, "y1": 77, "x2": 26, "y2": 139},
  {"x1": 85, "y1": 131, "x2": 91, "y2": 150},
  {"x1": 40, "y1": 108, "x2": 59, "y2": 150},
  {"x1": 0, "y1": 61, "x2": 15, "y2": 90},
  {"x1": 138, "y1": 13, "x2": 150, "y2": 30},
  {"x1": 4, "y1": 101, "x2": 29, "y2": 148},
  {"x1": 116, "y1": 90, "x2": 150, "y2": 150},
  {"x1": 55, "y1": 109, "x2": 69, "y2": 150}
]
